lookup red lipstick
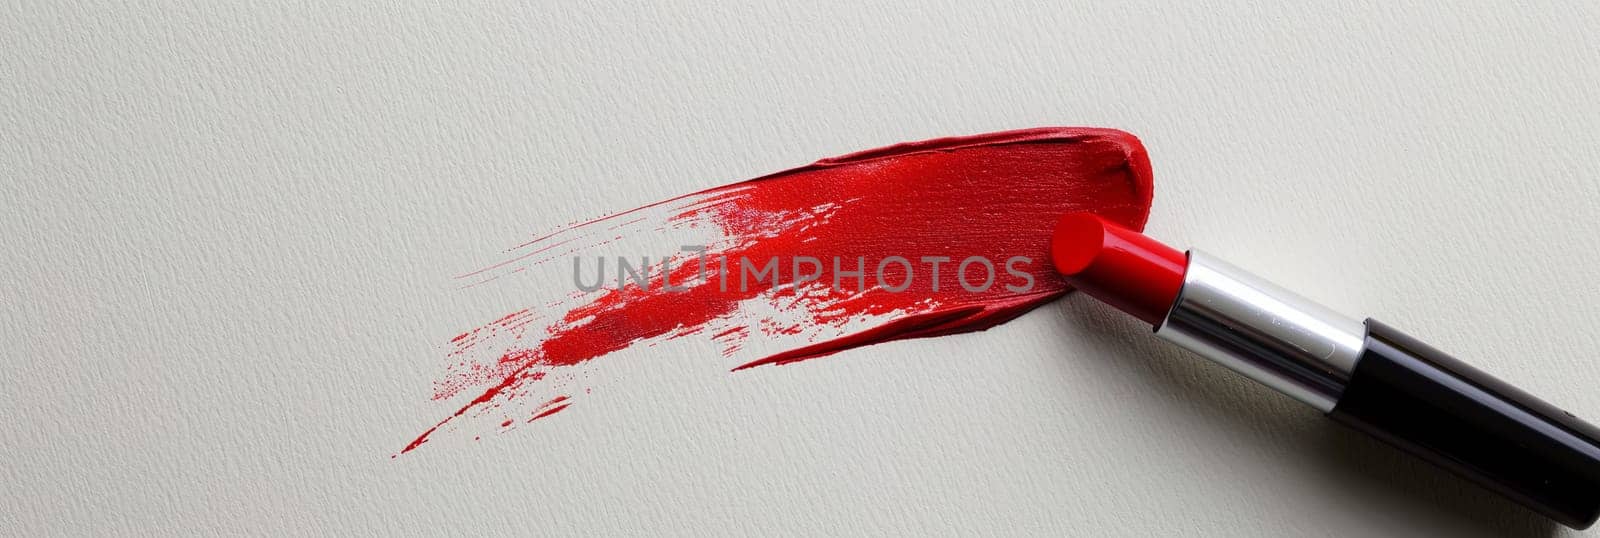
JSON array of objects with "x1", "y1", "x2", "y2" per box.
[
  {"x1": 1053, "y1": 212, "x2": 1600, "y2": 530},
  {"x1": 1050, "y1": 212, "x2": 1184, "y2": 325}
]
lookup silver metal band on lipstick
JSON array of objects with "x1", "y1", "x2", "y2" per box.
[{"x1": 1155, "y1": 251, "x2": 1366, "y2": 412}]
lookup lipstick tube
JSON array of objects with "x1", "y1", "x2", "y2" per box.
[{"x1": 1052, "y1": 213, "x2": 1600, "y2": 529}]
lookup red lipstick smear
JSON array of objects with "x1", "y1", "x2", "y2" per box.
[{"x1": 401, "y1": 127, "x2": 1153, "y2": 454}]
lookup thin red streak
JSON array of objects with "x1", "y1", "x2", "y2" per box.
[
  {"x1": 454, "y1": 236, "x2": 584, "y2": 280},
  {"x1": 536, "y1": 395, "x2": 569, "y2": 410},
  {"x1": 528, "y1": 405, "x2": 572, "y2": 422}
]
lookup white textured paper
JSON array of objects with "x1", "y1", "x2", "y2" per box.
[{"x1": 5, "y1": 2, "x2": 1600, "y2": 536}]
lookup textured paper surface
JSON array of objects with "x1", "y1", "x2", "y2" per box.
[{"x1": 4, "y1": 2, "x2": 1600, "y2": 536}]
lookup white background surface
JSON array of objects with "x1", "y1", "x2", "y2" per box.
[{"x1": 5, "y1": 2, "x2": 1600, "y2": 536}]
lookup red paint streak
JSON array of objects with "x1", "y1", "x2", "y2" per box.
[
  {"x1": 529, "y1": 404, "x2": 571, "y2": 422},
  {"x1": 400, "y1": 127, "x2": 1153, "y2": 454},
  {"x1": 534, "y1": 395, "x2": 569, "y2": 411}
]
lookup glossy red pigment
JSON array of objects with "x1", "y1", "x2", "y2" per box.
[
  {"x1": 400, "y1": 127, "x2": 1154, "y2": 454},
  {"x1": 1050, "y1": 212, "x2": 1186, "y2": 326}
]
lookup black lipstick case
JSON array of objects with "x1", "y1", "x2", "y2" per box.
[{"x1": 1330, "y1": 320, "x2": 1600, "y2": 528}]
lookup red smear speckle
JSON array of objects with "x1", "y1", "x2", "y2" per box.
[{"x1": 399, "y1": 127, "x2": 1153, "y2": 455}]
